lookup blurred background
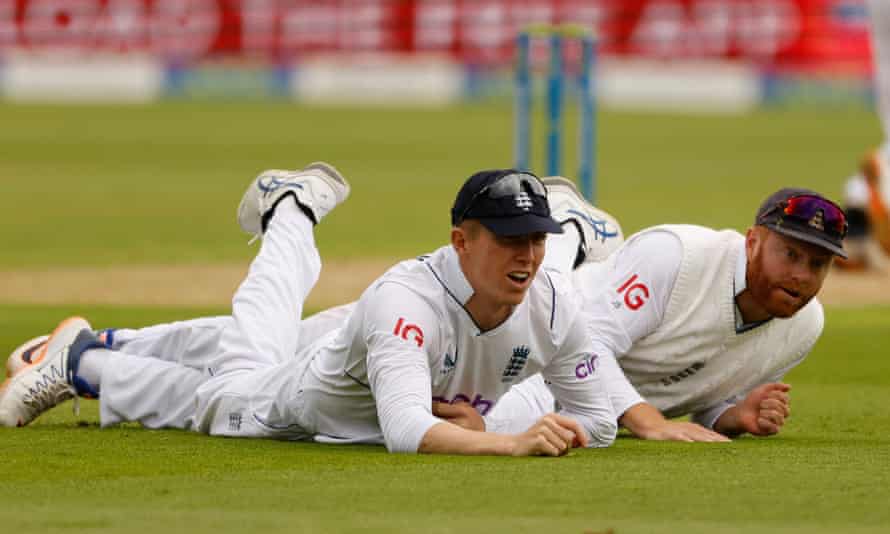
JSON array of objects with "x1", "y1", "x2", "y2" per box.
[
  {"x1": 0, "y1": 0, "x2": 875, "y2": 107},
  {"x1": 0, "y1": 0, "x2": 884, "y2": 311}
]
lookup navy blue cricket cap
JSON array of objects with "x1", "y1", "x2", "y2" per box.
[
  {"x1": 450, "y1": 169, "x2": 564, "y2": 237},
  {"x1": 755, "y1": 187, "x2": 849, "y2": 258}
]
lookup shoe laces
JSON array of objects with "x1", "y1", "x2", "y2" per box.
[{"x1": 21, "y1": 365, "x2": 78, "y2": 418}]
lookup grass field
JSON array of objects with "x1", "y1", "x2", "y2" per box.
[{"x1": 1, "y1": 102, "x2": 889, "y2": 533}]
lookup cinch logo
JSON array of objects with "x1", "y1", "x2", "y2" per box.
[
  {"x1": 617, "y1": 274, "x2": 650, "y2": 310},
  {"x1": 393, "y1": 317, "x2": 424, "y2": 347},
  {"x1": 575, "y1": 354, "x2": 599, "y2": 379},
  {"x1": 432, "y1": 394, "x2": 494, "y2": 415},
  {"x1": 659, "y1": 362, "x2": 706, "y2": 386},
  {"x1": 501, "y1": 345, "x2": 530, "y2": 383}
]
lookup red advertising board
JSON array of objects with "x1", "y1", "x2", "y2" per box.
[{"x1": 0, "y1": 0, "x2": 873, "y2": 71}]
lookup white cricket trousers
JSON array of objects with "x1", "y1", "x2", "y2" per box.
[{"x1": 99, "y1": 202, "x2": 323, "y2": 439}]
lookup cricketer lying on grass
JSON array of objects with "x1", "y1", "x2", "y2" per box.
[
  {"x1": 0, "y1": 165, "x2": 625, "y2": 456},
  {"x1": 2, "y1": 167, "x2": 849, "y2": 444}
]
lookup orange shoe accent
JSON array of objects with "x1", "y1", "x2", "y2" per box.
[{"x1": 28, "y1": 317, "x2": 86, "y2": 367}]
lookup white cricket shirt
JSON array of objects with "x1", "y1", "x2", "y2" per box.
[
  {"x1": 493, "y1": 225, "x2": 823, "y2": 429},
  {"x1": 297, "y1": 245, "x2": 618, "y2": 453}
]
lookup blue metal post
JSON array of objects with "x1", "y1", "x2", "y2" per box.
[
  {"x1": 546, "y1": 33, "x2": 563, "y2": 177},
  {"x1": 578, "y1": 35, "x2": 597, "y2": 202},
  {"x1": 514, "y1": 32, "x2": 532, "y2": 172}
]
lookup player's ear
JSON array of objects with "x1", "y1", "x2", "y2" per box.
[
  {"x1": 451, "y1": 226, "x2": 467, "y2": 253},
  {"x1": 745, "y1": 226, "x2": 764, "y2": 258}
]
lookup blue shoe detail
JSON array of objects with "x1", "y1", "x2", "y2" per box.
[
  {"x1": 567, "y1": 208, "x2": 620, "y2": 243},
  {"x1": 258, "y1": 176, "x2": 304, "y2": 196},
  {"x1": 65, "y1": 329, "x2": 106, "y2": 398},
  {"x1": 20, "y1": 340, "x2": 45, "y2": 365}
]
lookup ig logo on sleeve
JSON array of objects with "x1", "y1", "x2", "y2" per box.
[
  {"x1": 393, "y1": 317, "x2": 424, "y2": 347},
  {"x1": 616, "y1": 274, "x2": 650, "y2": 311}
]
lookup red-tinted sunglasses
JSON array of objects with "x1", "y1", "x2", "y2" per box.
[{"x1": 763, "y1": 194, "x2": 848, "y2": 238}]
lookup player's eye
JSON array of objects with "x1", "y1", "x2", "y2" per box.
[{"x1": 810, "y1": 257, "x2": 829, "y2": 271}]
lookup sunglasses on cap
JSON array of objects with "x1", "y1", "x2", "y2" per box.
[
  {"x1": 760, "y1": 194, "x2": 848, "y2": 238},
  {"x1": 454, "y1": 172, "x2": 548, "y2": 224}
]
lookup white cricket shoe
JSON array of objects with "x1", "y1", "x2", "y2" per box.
[
  {"x1": 6, "y1": 328, "x2": 115, "y2": 378},
  {"x1": 0, "y1": 317, "x2": 102, "y2": 427},
  {"x1": 543, "y1": 176, "x2": 624, "y2": 265},
  {"x1": 237, "y1": 161, "x2": 350, "y2": 238}
]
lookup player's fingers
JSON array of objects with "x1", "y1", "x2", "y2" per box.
[
  {"x1": 758, "y1": 409, "x2": 785, "y2": 429},
  {"x1": 534, "y1": 427, "x2": 568, "y2": 456},
  {"x1": 768, "y1": 382, "x2": 791, "y2": 393},
  {"x1": 546, "y1": 413, "x2": 589, "y2": 448},
  {"x1": 685, "y1": 429, "x2": 722, "y2": 442},
  {"x1": 694, "y1": 428, "x2": 731, "y2": 443},
  {"x1": 659, "y1": 426, "x2": 694, "y2": 442},
  {"x1": 756, "y1": 416, "x2": 780, "y2": 436},
  {"x1": 544, "y1": 425, "x2": 573, "y2": 455},
  {"x1": 541, "y1": 417, "x2": 579, "y2": 447},
  {"x1": 760, "y1": 398, "x2": 790, "y2": 418},
  {"x1": 673, "y1": 423, "x2": 728, "y2": 443},
  {"x1": 765, "y1": 391, "x2": 791, "y2": 406}
]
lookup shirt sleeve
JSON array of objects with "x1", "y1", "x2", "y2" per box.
[
  {"x1": 574, "y1": 229, "x2": 683, "y2": 355},
  {"x1": 483, "y1": 374, "x2": 554, "y2": 434},
  {"x1": 595, "y1": 351, "x2": 645, "y2": 417},
  {"x1": 363, "y1": 282, "x2": 443, "y2": 454},
  {"x1": 540, "y1": 313, "x2": 619, "y2": 448}
]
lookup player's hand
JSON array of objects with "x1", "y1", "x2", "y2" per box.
[
  {"x1": 510, "y1": 413, "x2": 589, "y2": 457},
  {"x1": 432, "y1": 401, "x2": 485, "y2": 432},
  {"x1": 735, "y1": 383, "x2": 791, "y2": 436},
  {"x1": 637, "y1": 420, "x2": 730, "y2": 442},
  {"x1": 619, "y1": 403, "x2": 728, "y2": 442}
]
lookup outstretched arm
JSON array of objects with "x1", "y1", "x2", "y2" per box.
[
  {"x1": 619, "y1": 403, "x2": 730, "y2": 442},
  {"x1": 419, "y1": 413, "x2": 588, "y2": 456},
  {"x1": 596, "y1": 352, "x2": 728, "y2": 442}
]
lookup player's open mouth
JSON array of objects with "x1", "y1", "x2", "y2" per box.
[
  {"x1": 780, "y1": 287, "x2": 801, "y2": 299},
  {"x1": 507, "y1": 271, "x2": 530, "y2": 284}
]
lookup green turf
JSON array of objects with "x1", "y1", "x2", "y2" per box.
[
  {"x1": 2, "y1": 102, "x2": 888, "y2": 532},
  {"x1": 0, "y1": 102, "x2": 879, "y2": 266},
  {"x1": 1, "y1": 304, "x2": 888, "y2": 533}
]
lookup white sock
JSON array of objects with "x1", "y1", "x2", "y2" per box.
[
  {"x1": 543, "y1": 223, "x2": 583, "y2": 273},
  {"x1": 76, "y1": 348, "x2": 112, "y2": 391},
  {"x1": 272, "y1": 196, "x2": 315, "y2": 232}
]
